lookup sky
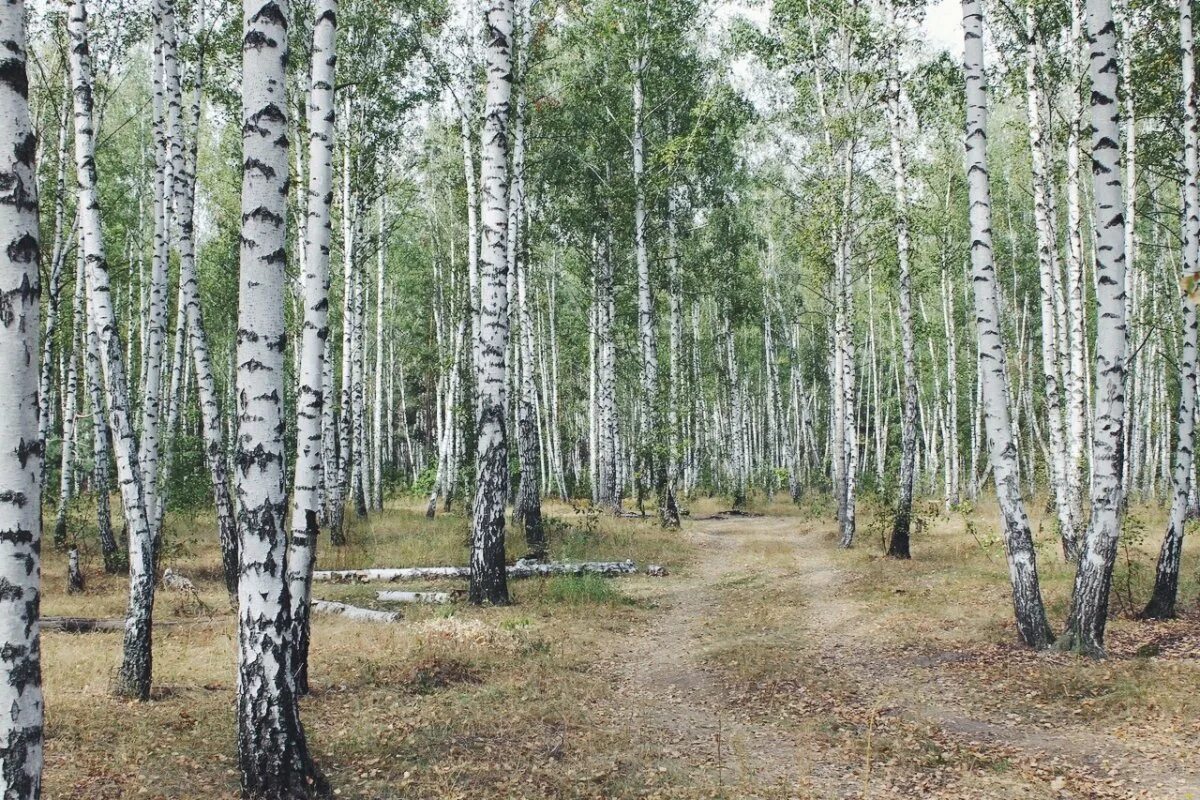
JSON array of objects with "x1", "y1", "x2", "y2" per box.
[{"x1": 923, "y1": 0, "x2": 964, "y2": 58}]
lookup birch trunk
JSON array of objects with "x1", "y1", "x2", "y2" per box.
[
  {"x1": 372, "y1": 201, "x2": 385, "y2": 511},
  {"x1": 632, "y1": 46, "x2": 662, "y2": 520},
  {"x1": 1059, "y1": 0, "x2": 1129, "y2": 657},
  {"x1": 470, "y1": 0, "x2": 515, "y2": 606},
  {"x1": 351, "y1": 256, "x2": 368, "y2": 519},
  {"x1": 664, "y1": 189, "x2": 683, "y2": 526},
  {"x1": 1064, "y1": 0, "x2": 1089, "y2": 538},
  {"x1": 510, "y1": 0, "x2": 543, "y2": 553},
  {"x1": 141, "y1": 0, "x2": 176, "y2": 544},
  {"x1": 235, "y1": 0, "x2": 325, "y2": 792},
  {"x1": 1143, "y1": 0, "x2": 1197, "y2": 620},
  {"x1": 1025, "y1": 3, "x2": 1076, "y2": 559},
  {"x1": 961, "y1": 0, "x2": 1054, "y2": 649},
  {"x1": 0, "y1": 1, "x2": 44, "y2": 785},
  {"x1": 287, "y1": 0, "x2": 337, "y2": 695},
  {"x1": 173, "y1": 45, "x2": 237, "y2": 596},
  {"x1": 52, "y1": 268, "x2": 83, "y2": 549},
  {"x1": 70, "y1": 0, "x2": 158, "y2": 699},
  {"x1": 84, "y1": 288, "x2": 120, "y2": 574},
  {"x1": 886, "y1": 29, "x2": 916, "y2": 558},
  {"x1": 38, "y1": 94, "x2": 72, "y2": 491}
]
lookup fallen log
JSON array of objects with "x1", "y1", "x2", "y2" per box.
[
  {"x1": 311, "y1": 600, "x2": 402, "y2": 623},
  {"x1": 314, "y1": 559, "x2": 655, "y2": 584},
  {"x1": 376, "y1": 590, "x2": 459, "y2": 604},
  {"x1": 42, "y1": 616, "x2": 217, "y2": 633},
  {"x1": 313, "y1": 566, "x2": 470, "y2": 583}
]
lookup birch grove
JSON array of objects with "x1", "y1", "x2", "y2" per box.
[{"x1": 10, "y1": 0, "x2": 1200, "y2": 793}]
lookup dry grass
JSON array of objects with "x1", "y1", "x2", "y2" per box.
[
  {"x1": 38, "y1": 491, "x2": 1200, "y2": 798},
  {"x1": 40, "y1": 497, "x2": 687, "y2": 799}
]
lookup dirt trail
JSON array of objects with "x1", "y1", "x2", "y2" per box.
[{"x1": 603, "y1": 514, "x2": 1200, "y2": 799}]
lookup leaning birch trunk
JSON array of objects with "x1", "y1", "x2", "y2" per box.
[
  {"x1": 69, "y1": 0, "x2": 158, "y2": 699},
  {"x1": 1144, "y1": 0, "x2": 1198, "y2": 620},
  {"x1": 1025, "y1": 1, "x2": 1075, "y2": 560},
  {"x1": 235, "y1": 0, "x2": 325, "y2": 793},
  {"x1": 885, "y1": 26, "x2": 916, "y2": 559},
  {"x1": 471, "y1": 0, "x2": 515, "y2": 606},
  {"x1": 0, "y1": 1, "x2": 44, "y2": 786},
  {"x1": 1059, "y1": 0, "x2": 1129, "y2": 657},
  {"x1": 287, "y1": 0, "x2": 337, "y2": 696},
  {"x1": 961, "y1": 0, "x2": 1054, "y2": 649}
]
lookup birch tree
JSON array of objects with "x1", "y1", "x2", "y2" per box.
[
  {"x1": 235, "y1": 0, "x2": 325, "y2": 792},
  {"x1": 0, "y1": 0, "x2": 43, "y2": 788},
  {"x1": 886, "y1": 2, "x2": 915, "y2": 559},
  {"x1": 470, "y1": 0, "x2": 515, "y2": 605},
  {"x1": 1143, "y1": 0, "x2": 1196, "y2": 621},
  {"x1": 288, "y1": 0, "x2": 337, "y2": 694},
  {"x1": 1059, "y1": 0, "x2": 1129, "y2": 658},
  {"x1": 961, "y1": 0, "x2": 1054, "y2": 649},
  {"x1": 68, "y1": 0, "x2": 157, "y2": 700}
]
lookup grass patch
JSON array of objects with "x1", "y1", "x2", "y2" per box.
[{"x1": 538, "y1": 574, "x2": 630, "y2": 606}]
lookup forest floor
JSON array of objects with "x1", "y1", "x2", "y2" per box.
[{"x1": 39, "y1": 494, "x2": 1200, "y2": 798}]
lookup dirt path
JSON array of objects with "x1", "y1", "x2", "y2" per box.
[{"x1": 602, "y1": 514, "x2": 1200, "y2": 799}]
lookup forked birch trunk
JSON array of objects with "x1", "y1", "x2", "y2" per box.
[{"x1": 1059, "y1": 0, "x2": 1129, "y2": 657}]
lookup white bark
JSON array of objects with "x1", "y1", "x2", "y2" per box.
[
  {"x1": 372, "y1": 200, "x2": 385, "y2": 511},
  {"x1": 235, "y1": 0, "x2": 322, "y2": 792},
  {"x1": 961, "y1": 0, "x2": 1053, "y2": 649},
  {"x1": 316, "y1": 560, "x2": 646, "y2": 583},
  {"x1": 470, "y1": 0, "x2": 515, "y2": 605},
  {"x1": 311, "y1": 600, "x2": 401, "y2": 623},
  {"x1": 1025, "y1": 3, "x2": 1075, "y2": 559},
  {"x1": 69, "y1": 0, "x2": 157, "y2": 699},
  {"x1": 1061, "y1": 0, "x2": 1130, "y2": 657},
  {"x1": 376, "y1": 590, "x2": 456, "y2": 604},
  {"x1": 287, "y1": 0, "x2": 337, "y2": 695},
  {"x1": 0, "y1": 0, "x2": 44, "y2": 785},
  {"x1": 1146, "y1": 0, "x2": 1195, "y2": 620},
  {"x1": 1064, "y1": 0, "x2": 1088, "y2": 538}
]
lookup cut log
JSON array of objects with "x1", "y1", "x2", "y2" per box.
[
  {"x1": 314, "y1": 560, "x2": 651, "y2": 583},
  {"x1": 375, "y1": 590, "x2": 459, "y2": 604},
  {"x1": 311, "y1": 600, "x2": 402, "y2": 623}
]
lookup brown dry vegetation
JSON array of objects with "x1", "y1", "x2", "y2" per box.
[{"x1": 40, "y1": 493, "x2": 1200, "y2": 799}]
